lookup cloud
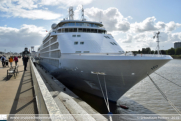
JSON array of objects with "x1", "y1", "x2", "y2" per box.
[
  {"x1": 85, "y1": 7, "x2": 130, "y2": 32},
  {"x1": 40, "y1": 0, "x2": 93, "y2": 7},
  {"x1": 131, "y1": 17, "x2": 181, "y2": 33},
  {"x1": 165, "y1": 21, "x2": 181, "y2": 31},
  {"x1": 170, "y1": 32, "x2": 181, "y2": 42},
  {"x1": 131, "y1": 17, "x2": 160, "y2": 33},
  {"x1": 0, "y1": 24, "x2": 46, "y2": 52},
  {"x1": 119, "y1": 34, "x2": 132, "y2": 43},
  {"x1": 0, "y1": 0, "x2": 62, "y2": 20}
]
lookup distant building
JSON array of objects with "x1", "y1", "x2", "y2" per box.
[{"x1": 174, "y1": 42, "x2": 181, "y2": 49}]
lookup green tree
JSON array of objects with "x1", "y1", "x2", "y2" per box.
[
  {"x1": 138, "y1": 50, "x2": 141, "y2": 53},
  {"x1": 145, "y1": 47, "x2": 151, "y2": 54},
  {"x1": 142, "y1": 48, "x2": 146, "y2": 54},
  {"x1": 167, "y1": 48, "x2": 175, "y2": 55},
  {"x1": 175, "y1": 47, "x2": 181, "y2": 55},
  {"x1": 161, "y1": 50, "x2": 166, "y2": 54}
]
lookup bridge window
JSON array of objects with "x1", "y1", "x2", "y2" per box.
[
  {"x1": 98, "y1": 30, "x2": 104, "y2": 34},
  {"x1": 87, "y1": 29, "x2": 90, "y2": 33},
  {"x1": 77, "y1": 35, "x2": 81, "y2": 37},
  {"x1": 65, "y1": 28, "x2": 68, "y2": 32},
  {"x1": 78, "y1": 28, "x2": 83, "y2": 32},
  {"x1": 69, "y1": 28, "x2": 73, "y2": 32},
  {"x1": 72, "y1": 35, "x2": 76, "y2": 37},
  {"x1": 83, "y1": 28, "x2": 86, "y2": 32}
]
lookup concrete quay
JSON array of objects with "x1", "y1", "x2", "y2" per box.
[
  {"x1": 0, "y1": 58, "x2": 108, "y2": 121},
  {"x1": 0, "y1": 59, "x2": 38, "y2": 120}
]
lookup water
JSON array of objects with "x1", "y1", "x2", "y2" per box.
[
  {"x1": 66, "y1": 59, "x2": 181, "y2": 120},
  {"x1": 116, "y1": 59, "x2": 181, "y2": 120}
]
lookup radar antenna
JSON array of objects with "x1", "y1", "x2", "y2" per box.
[
  {"x1": 69, "y1": 6, "x2": 74, "y2": 20},
  {"x1": 153, "y1": 31, "x2": 160, "y2": 55}
]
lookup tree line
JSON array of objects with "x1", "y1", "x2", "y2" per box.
[{"x1": 133, "y1": 47, "x2": 181, "y2": 55}]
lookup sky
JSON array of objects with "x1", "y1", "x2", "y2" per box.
[{"x1": 0, "y1": 0, "x2": 181, "y2": 53}]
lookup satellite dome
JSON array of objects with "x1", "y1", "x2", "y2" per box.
[{"x1": 51, "y1": 23, "x2": 57, "y2": 29}]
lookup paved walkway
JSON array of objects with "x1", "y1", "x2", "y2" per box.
[{"x1": 0, "y1": 59, "x2": 38, "y2": 115}]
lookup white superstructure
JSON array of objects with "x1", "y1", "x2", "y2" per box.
[{"x1": 38, "y1": 7, "x2": 172, "y2": 102}]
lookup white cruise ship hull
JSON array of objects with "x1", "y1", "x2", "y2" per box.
[{"x1": 39, "y1": 54, "x2": 172, "y2": 102}]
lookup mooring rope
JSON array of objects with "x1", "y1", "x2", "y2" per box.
[
  {"x1": 154, "y1": 72, "x2": 181, "y2": 88},
  {"x1": 103, "y1": 75, "x2": 110, "y2": 112},
  {"x1": 147, "y1": 74, "x2": 181, "y2": 116},
  {"x1": 97, "y1": 74, "x2": 110, "y2": 112}
]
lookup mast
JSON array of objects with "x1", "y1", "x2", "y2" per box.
[
  {"x1": 81, "y1": 5, "x2": 86, "y2": 21},
  {"x1": 153, "y1": 31, "x2": 160, "y2": 55},
  {"x1": 69, "y1": 6, "x2": 74, "y2": 20}
]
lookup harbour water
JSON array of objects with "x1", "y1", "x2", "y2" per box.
[{"x1": 66, "y1": 59, "x2": 181, "y2": 120}]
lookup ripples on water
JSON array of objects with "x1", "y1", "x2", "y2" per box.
[{"x1": 117, "y1": 59, "x2": 181, "y2": 120}]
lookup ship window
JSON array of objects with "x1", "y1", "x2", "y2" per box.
[
  {"x1": 73, "y1": 28, "x2": 77, "y2": 32},
  {"x1": 74, "y1": 42, "x2": 78, "y2": 45},
  {"x1": 84, "y1": 51, "x2": 89, "y2": 53},
  {"x1": 65, "y1": 28, "x2": 68, "y2": 32},
  {"x1": 80, "y1": 42, "x2": 84, "y2": 45},
  {"x1": 110, "y1": 42, "x2": 114, "y2": 45},
  {"x1": 77, "y1": 35, "x2": 81, "y2": 37},
  {"x1": 75, "y1": 51, "x2": 81, "y2": 53},
  {"x1": 94, "y1": 24, "x2": 98, "y2": 27},
  {"x1": 78, "y1": 28, "x2": 83, "y2": 32},
  {"x1": 91, "y1": 24, "x2": 94, "y2": 27},
  {"x1": 63, "y1": 23, "x2": 68, "y2": 27},
  {"x1": 87, "y1": 29, "x2": 90, "y2": 33},
  {"x1": 83, "y1": 28, "x2": 86, "y2": 32},
  {"x1": 69, "y1": 28, "x2": 73, "y2": 32},
  {"x1": 91, "y1": 29, "x2": 94, "y2": 33},
  {"x1": 76, "y1": 23, "x2": 83, "y2": 26},
  {"x1": 58, "y1": 29, "x2": 61, "y2": 33},
  {"x1": 114, "y1": 42, "x2": 117, "y2": 45},
  {"x1": 62, "y1": 28, "x2": 65, "y2": 32},
  {"x1": 68, "y1": 23, "x2": 75, "y2": 26},
  {"x1": 72, "y1": 35, "x2": 76, "y2": 37},
  {"x1": 98, "y1": 30, "x2": 104, "y2": 34}
]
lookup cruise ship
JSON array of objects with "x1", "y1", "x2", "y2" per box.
[{"x1": 38, "y1": 7, "x2": 172, "y2": 102}]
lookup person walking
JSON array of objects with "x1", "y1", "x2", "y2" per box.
[
  {"x1": 23, "y1": 55, "x2": 29, "y2": 71},
  {"x1": 22, "y1": 55, "x2": 25, "y2": 65},
  {"x1": 14, "y1": 56, "x2": 18, "y2": 66},
  {"x1": 1, "y1": 55, "x2": 6, "y2": 67},
  {"x1": 9, "y1": 56, "x2": 13, "y2": 68}
]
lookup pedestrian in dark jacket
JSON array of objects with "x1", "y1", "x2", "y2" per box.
[
  {"x1": 1, "y1": 55, "x2": 6, "y2": 67},
  {"x1": 23, "y1": 55, "x2": 29, "y2": 71}
]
